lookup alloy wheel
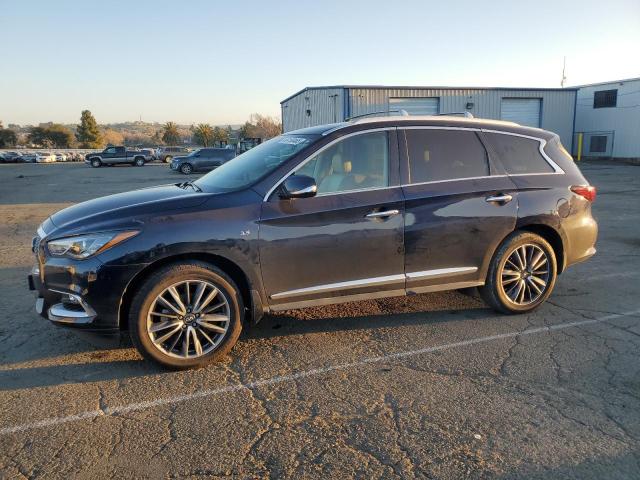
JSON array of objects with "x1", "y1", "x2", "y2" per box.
[
  {"x1": 500, "y1": 243, "x2": 550, "y2": 306},
  {"x1": 147, "y1": 280, "x2": 230, "y2": 359}
]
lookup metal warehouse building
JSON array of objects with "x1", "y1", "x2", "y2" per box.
[
  {"x1": 574, "y1": 77, "x2": 640, "y2": 161},
  {"x1": 281, "y1": 85, "x2": 577, "y2": 149}
]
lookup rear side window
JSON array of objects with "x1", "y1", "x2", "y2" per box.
[
  {"x1": 405, "y1": 129, "x2": 489, "y2": 183},
  {"x1": 484, "y1": 133, "x2": 554, "y2": 174}
]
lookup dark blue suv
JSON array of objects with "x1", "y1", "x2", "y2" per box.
[{"x1": 29, "y1": 115, "x2": 597, "y2": 369}]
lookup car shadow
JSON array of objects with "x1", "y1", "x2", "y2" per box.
[{"x1": 0, "y1": 293, "x2": 489, "y2": 392}]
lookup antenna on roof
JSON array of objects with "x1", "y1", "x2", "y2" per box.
[{"x1": 561, "y1": 56, "x2": 567, "y2": 88}]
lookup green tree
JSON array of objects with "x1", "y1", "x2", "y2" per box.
[
  {"x1": 28, "y1": 124, "x2": 75, "y2": 148},
  {"x1": 239, "y1": 114, "x2": 281, "y2": 140},
  {"x1": 76, "y1": 110, "x2": 103, "y2": 148},
  {"x1": 192, "y1": 123, "x2": 214, "y2": 147},
  {"x1": 0, "y1": 127, "x2": 17, "y2": 147},
  {"x1": 162, "y1": 122, "x2": 180, "y2": 145},
  {"x1": 45, "y1": 124, "x2": 75, "y2": 148},
  {"x1": 212, "y1": 126, "x2": 229, "y2": 146},
  {"x1": 27, "y1": 126, "x2": 49, "y2": 146}
]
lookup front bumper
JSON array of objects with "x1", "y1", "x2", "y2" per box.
[{"x1": 28, "y1": 259, "x2": 145, "y2": 334}]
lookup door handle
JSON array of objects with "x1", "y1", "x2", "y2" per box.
[
  {"x1": 366, "y1": 209, "x2": 400, "y2": 219},
  {"x1": 485, "y1": 194, "x2": 513, "y2": 204}
]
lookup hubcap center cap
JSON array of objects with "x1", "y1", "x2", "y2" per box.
[{"x1": 184, "y1": 313, "x2": 196, "y2": 324}]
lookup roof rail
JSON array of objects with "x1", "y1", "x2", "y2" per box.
[
  {"x1": 437, "y1": 111, "x2": 474, "y2": 118},
  {"x1": 347, "y1": 109, "x2": 474, "y2": 123},
  {"x1": 346, "y1": 109, "x2": 411, "y2": 121}
]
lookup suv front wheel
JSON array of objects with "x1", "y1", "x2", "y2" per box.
[
  {"x1": 129, "y1": 263, "x2": 244, "y2": 369},
  {"x1": 479, "y1": 231, "x2": 557, "y2": 314}
]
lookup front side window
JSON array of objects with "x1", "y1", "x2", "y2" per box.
[
  {"x1": 405, "y1": 129, "x2": 489, "y2": 183},
  {"x1": 196, "y1": 134, "x2": 316, "y2": 192},
  {"x1": 105, "y1": 147, "x2": 116, "y2": 154},
  {"x1": 294, "y1": 131, "x2": 389, "y2": 194},
  {"x1": 484, "y1": 133, "x2": 554, "y2": 174}
]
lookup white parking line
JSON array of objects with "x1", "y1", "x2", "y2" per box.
[{"x1": 2, "y1": 309, "x2": 639, "y2": 436}]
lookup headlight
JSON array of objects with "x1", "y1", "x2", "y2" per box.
[{"x1": 47, "y1": 231, "x2": 139, "y2": 259}]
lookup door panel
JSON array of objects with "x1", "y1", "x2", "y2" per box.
[
  {"x1": 400, "y1": 128, "x2": 518, "y2": 292},
  {"x1": 403, "y1": 177, "x2": 518, "y2": 292},
  {"x1": 259, "y1": 188, "x2": 405, "y2": 307},
  {"x1": 258, "y1": 128, "x2": 403, "y2": 308}
]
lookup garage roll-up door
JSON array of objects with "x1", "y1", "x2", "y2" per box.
[
  {"x1": 389, "y1": 97, "x2": 439, "y2": 116},
  {"x1": 500, "y1": 98, "x2": 541, "y2": 127}
]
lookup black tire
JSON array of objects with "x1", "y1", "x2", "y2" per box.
[
  {"x1": 180, "y1": 163, "x2": 193, "y2": 175},
  {"x1": 134, "y1": 157, "x2": 145, "y2": 167},
  {"x1": 479, "y1": 231, "x2": 557, "y2": 314},
  {"x1": 90, "y1": 158, "x2": 101, "y2": 168},
  {"x1": 129, "y1": 262, "x2": 244, "y2": 369},
  {"x1": 164, "y1": 156, "x2": 172, "y2": 163}
]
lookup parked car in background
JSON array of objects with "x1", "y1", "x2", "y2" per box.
[
  {"x1": 55, "y1": 153, "x2": 68, "y2": 162},
  {"x1": 35, "y1": 152, "x2": 56, "y2": 163},
  {"x1": 0, "y1": 151, "x2": 23, "y2": 162},
  {"x1": 140, "y1": 148, "x2": 157, "y2": 161},
  {"x1": 28, "y1": 115, "x2": 598, "y2": 369},
  {"x1": 85, "y1": 146, "x2": 148, "y2": 167},
  {"x1": 158, "y1": 146, "x2": 191, "y2": 163},
  {"x1": 170, "y1": 147, "x2": 236, "y2": 174}
]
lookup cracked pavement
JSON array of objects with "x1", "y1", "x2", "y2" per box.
[{"x1": 0, "y1": 162, "x2": 639, "y2": 479}]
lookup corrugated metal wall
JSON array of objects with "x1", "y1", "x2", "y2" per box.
[
  {"x1": 574, "y1": 79, "x2": 640, "y2": 158},
  {"x1": 281, "y1": 88, "x2": 344, "y2": 132},
  {"x1": 282, "y1": 86, "x2": 577, "y2": 149}
]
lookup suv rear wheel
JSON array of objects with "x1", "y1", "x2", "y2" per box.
[
  {"x1": 479, "y1": 231, "x2": 557, "y2": 314},
  {"x1": 129, "y1": 263, "x2": 243, "y2": 369},
  {"x1": 90, "y1": 158, "x2": 101, "y2": 168},
  {"x1": 134, "y1": 157, "x2": 145, "y2": 167},
  {"x1": 180, "y1": 163, "x2": 193, "y2": 174}
]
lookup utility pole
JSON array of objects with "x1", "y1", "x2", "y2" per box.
[{"x1": 561, "y1": 56, "x2": 567, "y2": 88}]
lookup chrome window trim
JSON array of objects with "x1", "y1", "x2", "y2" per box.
[
  {"x1": 270, "y1": 266, "x2": 478, "y2": 300},
  {"x1": 401, "y1": 126, "x2": 482, "y2": 132},
  {"x1": 265, "y1": 125, "x2": 565, "y2": 201},
  {"x1": 480, "y1": 128, "x2": 565, "y2": 174},
  {"x1": 263, "y1": 127, "x2": 396, "y2": 202},
  {"x1": 401, "y1": 174, "x2": 508, "y2": 188},
  {"x1": 316, "y1": 185, "x2": 396, "y2": 197},
  {"x1": 400, "y1": 125, "x2": 565, "y2": 180}
]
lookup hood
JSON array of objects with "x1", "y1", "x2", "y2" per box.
[
  {"x1": 171, "y1": 155, "x2": 192, "y2": 162},
  {"x1": 49, "y1": 183, "x2": 210, "y2": 233}
]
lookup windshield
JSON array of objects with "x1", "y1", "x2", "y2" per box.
[{"x1": 195, "y1": 134, "x2": 317, "y2": 192}]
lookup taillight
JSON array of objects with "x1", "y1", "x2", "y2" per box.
[{"x1": 571, "y1": 185, "x2": 596, "y2": 202}]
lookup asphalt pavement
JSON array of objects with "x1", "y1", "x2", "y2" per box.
[{"x1": 0, "y1": 161, "x2": 638, "y2": 479}]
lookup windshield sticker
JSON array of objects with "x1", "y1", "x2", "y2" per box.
[{"x1": 279, "y1": 137, "x2": 307, "y2": 145}]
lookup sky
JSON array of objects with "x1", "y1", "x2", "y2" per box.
[{"x1": 1, "y1": 0, "x2": 639, "y2": 125}]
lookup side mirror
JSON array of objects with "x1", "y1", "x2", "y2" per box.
[{"x1": 280, "y1": 174, "x2": 317, "y2": 199}]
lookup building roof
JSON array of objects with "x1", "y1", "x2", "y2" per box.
[
  {"x1": 571, "y1": 76, "x2": 640, "y2": 88},
  {"x1": 281, "y1": 84, "x2": 578, "y2": 104}
]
